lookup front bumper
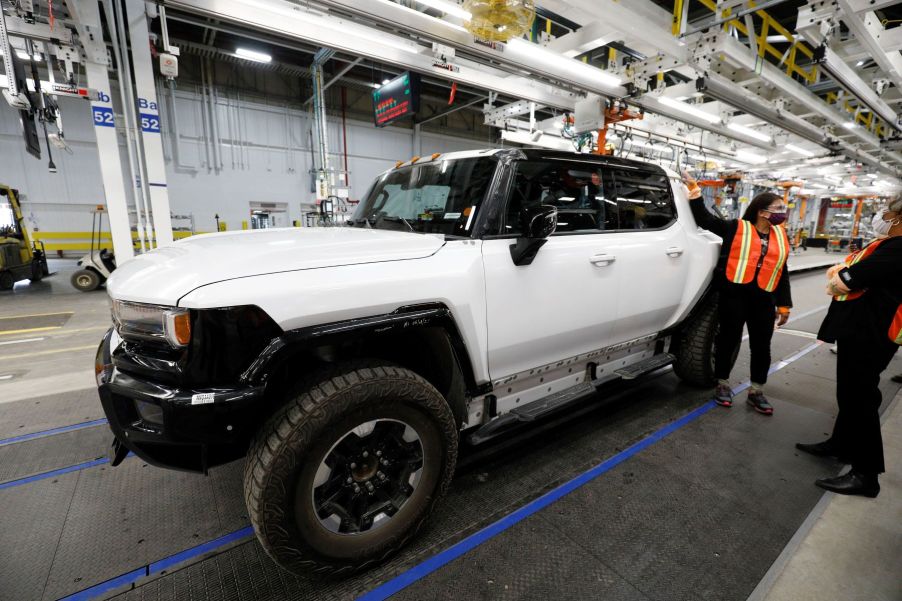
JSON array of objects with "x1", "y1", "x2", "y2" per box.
[{"x1": 96, "y1": 329, "x2": 265, "y2": 472}]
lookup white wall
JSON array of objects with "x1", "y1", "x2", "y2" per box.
[{"x1": 0, "y1": 82, "x2": 497, "y2": 239}]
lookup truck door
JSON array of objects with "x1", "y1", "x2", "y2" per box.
[
  {"x1": 481, "y1": 158, "x2": 624, "y2": 381},
  {"x1": 605, "y1": 165, "x2": 690, "y2": 343}
]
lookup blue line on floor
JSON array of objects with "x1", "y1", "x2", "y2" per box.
[
  {"x1": 52, "y1": 341, "x2": 827, "y2": 601},
  {"x1": 0, "y1": 453, "x2": 134, "y2": 491},
  {"x1": 0, "y1": 419, "x2": 109, "y2": 447},
  {"x1": 58, "y1": 527, "x2": 256, "y2": 601},
  {"x1": 0, "y1": 458, "x2": 109, "y2": 491},
  {"x1": 357, "y1": 341, "x2": 825, "y2": 601},
  {"x1": 148, "y1": 526, "x2": 255, "y2": 574},
  {"x1": 57, "y1": 567, "x2": 148, "y2": 601}
]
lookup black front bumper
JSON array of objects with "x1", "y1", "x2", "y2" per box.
[{"x1": 96, "y1": 329, "x2": 265, "y2": 473}]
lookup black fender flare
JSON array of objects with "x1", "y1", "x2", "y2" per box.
[{"x1": 239, "y1": 303, "x2": 491, "y2": 399}]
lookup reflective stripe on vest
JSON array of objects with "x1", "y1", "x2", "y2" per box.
[
  {"x1": 891, "y1": 305, "x2": 902, "y2": 345},
  {"x1": 834, "y1": 238, "x2": 887, "y2": 302},
  {"x1": 725, "y1": 220, "x2": 789, "y2": 292},
  {"x1": 759, "y1": 224, "x2": 790, "y2": 292}
]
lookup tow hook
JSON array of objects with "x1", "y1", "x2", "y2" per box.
[{"x1": 108, "y1": 437, "x2": 129, "y2": 466}]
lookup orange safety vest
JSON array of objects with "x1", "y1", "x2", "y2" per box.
[
  {"x1": 833, "y1": 238, "x2": 887, "y2": 301},
  {"x1": 725, "y1": 220, "x2": 790, "y2": 292},
  {"x1": 832, "y1": 238, "x2": 902, "y2": 345}
]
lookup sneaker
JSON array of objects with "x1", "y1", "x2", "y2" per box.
[
  {"x1": 747, "y1": 391, "x2": 774, "y2": 415},
  {"x1": 714, "y1": 383, "x2": 733, "y2": 407}
]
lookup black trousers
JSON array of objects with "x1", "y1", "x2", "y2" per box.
[
  {"x1": 830, "y1": 337, "x2": 897, "y2": 475},
  {"x1": 714, "y1": 289, "x2": 775, "y2": 385}
]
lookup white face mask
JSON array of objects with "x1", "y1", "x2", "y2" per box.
[{"x1": 872, "y1": 208, "x2": 901, "y2": 237}]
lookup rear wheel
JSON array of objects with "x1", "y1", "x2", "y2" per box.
[
  {"x1": 71, "y1": 269, "x2": 100, "y2": 292},
  {"x1": 673, "y1": 293, "x2": 739, "y2": 387},
  {"x1": 244, "y1": 363, "x2": 458, "y2": 575},
  {"x1": 0, "y1": 271, "x2": 14, "y2": 291}
]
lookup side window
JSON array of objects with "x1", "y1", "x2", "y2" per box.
[
  {"x1": 610, "y1": 167, "x2": 676, "y2": 230},
  {"x1": 503, "y1": 160, "x2": 617, "y2": 235}
]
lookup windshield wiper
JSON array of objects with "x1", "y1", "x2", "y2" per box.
[{"x1": 380, "y1": 215, "x2": 415, "y2": 232}]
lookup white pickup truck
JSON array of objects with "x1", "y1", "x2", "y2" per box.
[{"x1": 95, "y1": 148, "x2": 721, "y2": 575}]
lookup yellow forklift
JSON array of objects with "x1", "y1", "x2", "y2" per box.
[{"x1": 0, "y1": 184, "x2": 49, "y2": 290}]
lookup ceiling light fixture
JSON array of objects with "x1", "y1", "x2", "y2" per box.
[
  {"x1": 727, "y1": 122, "x2": 772, "y2": 142},
  {"x1": 15, "y1": 50, "x2": 41, "y2": 62},
  {"x1": 655, "y1": 95, "x2": 721, "y2": 124},
  {"x1": 413, "y1": 0, "x2": 472, "y2": 20},
  {"x1": 785, "y1": 143, "x2": 814, "y2": 157},
  {"x1": 735, "y1": 150, "x2": 766, "y2": 164},
  {"x1": 235, "y1": 48, "x2": 272, "y2": 63},
  {"x1": 842, "y1": 121, "x2": 858, "y2": 129},
  {"x1": 506, "y1": 38, "x2": 621, "y2": 88}
]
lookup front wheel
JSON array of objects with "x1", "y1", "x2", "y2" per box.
[{"x1": 244, "y1": 363, "x2": 458, "y2": 575}]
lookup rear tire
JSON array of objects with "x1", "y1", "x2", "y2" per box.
[
  {"x1": 0, "y1": 271, "x2": 14, "y2": 291},
  {"x1": 71, "y1": 269, "x2": 100, "y2": 292},
  {"x1": 244, "y1": 363, "x2": 458, "y2": 575},
  {"x1": 673, "y1": 293, "x2": 738, "y2": 387}
]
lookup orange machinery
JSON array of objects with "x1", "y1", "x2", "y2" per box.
[{"x1": 594, "y1": 104, "x2": 643, "y2": 155}]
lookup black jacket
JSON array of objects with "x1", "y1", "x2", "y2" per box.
[
  {"x1": 689, "y1": 197, "x2": 793, "y2": 307},
  {"x1": 818, "y1": 235, "x2": 902, "y2": 344}
]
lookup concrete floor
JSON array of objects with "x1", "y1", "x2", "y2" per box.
[
  {"x1": 0, "y1": 259, "x2": 110, "y2": 404},
  {"x1": 1, "y1": 260, "x2": 900, "y2": 600}
]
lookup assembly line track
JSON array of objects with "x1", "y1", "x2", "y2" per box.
[{"x1": 51, "y1": 340, "x2": 823, "y2": 601}]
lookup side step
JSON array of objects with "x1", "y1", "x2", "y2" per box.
[
  {"x1": 467, "y1": 382, "x2": 596, "y2": 445},
  {"x1": 467, "y1": 353, "x2": 676, "y2": 445},
  {"x1": 612, "y1": 352, "x2": 675, "y2": 380},
  {"x1": 510, "y1": 382, "x2": 596, "y2": 422}
]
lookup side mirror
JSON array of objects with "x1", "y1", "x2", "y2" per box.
[{"x1": 510, "y1": 205, "x2": 557, "y2": 266}]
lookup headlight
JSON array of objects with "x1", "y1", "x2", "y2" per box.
[{"x1": 111, "y1": 300, "x2": 192, "y2": 348}]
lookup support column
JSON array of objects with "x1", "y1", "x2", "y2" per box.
[
  {"x1": 125, "y1": 0, "x2": 173, "y2": 246},
  {"x1": 67, "y1": 0, "x2": 134, "y2": 261}
]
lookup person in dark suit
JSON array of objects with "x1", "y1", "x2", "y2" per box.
[{"x1": 797, "y1": 195, "x2": 902, "y2": 497}]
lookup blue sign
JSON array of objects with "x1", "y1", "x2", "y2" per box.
[
  {"x1": 139, "y1": 113, "x2": 161, "y2": 133},
  {"x1": 92, "y1": 106, "x2": 115, "y2": 127}
]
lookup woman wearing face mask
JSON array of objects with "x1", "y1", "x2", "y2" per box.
[
  {"x1": 682, "y1": 173, "x2": 793, "y2": 415},
  {"x1": 796, "y1": 196, "x2": 902, "y2": 497}
]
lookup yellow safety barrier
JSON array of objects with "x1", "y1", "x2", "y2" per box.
[
  {"x1": 31, "y1": 230, "x2": 205, "y2": 253},
  {"x1": 683, "y1": 0, "x2": 817, "y2": 83},
  {"x1": 826, "y1": 91, "x2": 888, "y2": 138},
  {"x1": 676, "y1": 1, "x2": 891, "y2": 139}
]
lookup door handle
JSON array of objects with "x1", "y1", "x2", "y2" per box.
[
  {"x1": 589, "y1": 253, "x2": 616, "y2": 266},
  {"x1": 665, "y1": 246, "x2": 684, "y2": 257}
]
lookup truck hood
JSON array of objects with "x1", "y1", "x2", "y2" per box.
[{"x1": 106, "y1": 227, "x2": 445, "y2": 305}]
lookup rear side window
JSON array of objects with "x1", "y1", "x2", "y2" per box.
[
  {"x1": 609, "y1": 167, "x2": 676, "y2": 230},
  {"x1": 503, "y1": 160, "x2": 617, "y2": 235},
  {"x1": 501, "y1": 159, "x2": 676, "y2": 236}
]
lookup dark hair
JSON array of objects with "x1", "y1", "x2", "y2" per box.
[{"x1": 742, "y1": 192, "x2": 783, "y2": 222}]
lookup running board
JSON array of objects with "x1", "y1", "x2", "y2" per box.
[
  {"x1": 467, "y1": 382, "x2": 596, "y2": 445},
  {"x1": 612, "y1": 353, "x2": 675, "y2": 380},
  {"x1": 466, "y1": 353, "x2": 676, "y2": 445}
]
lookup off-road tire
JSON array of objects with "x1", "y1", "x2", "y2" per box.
[
  {"x1": 243, "y1": 363, "x2": 458, "y2": 576},
  {"x1": 71, "y1": 269, "x2": 100, "y2": 292},
  {"x1": 673, "y1": 294, "x2": 738, "y2": 387}
]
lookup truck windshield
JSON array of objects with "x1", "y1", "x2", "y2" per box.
[{"x1": 350, "y1": 157, "x2": 497, "y2": 236}]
